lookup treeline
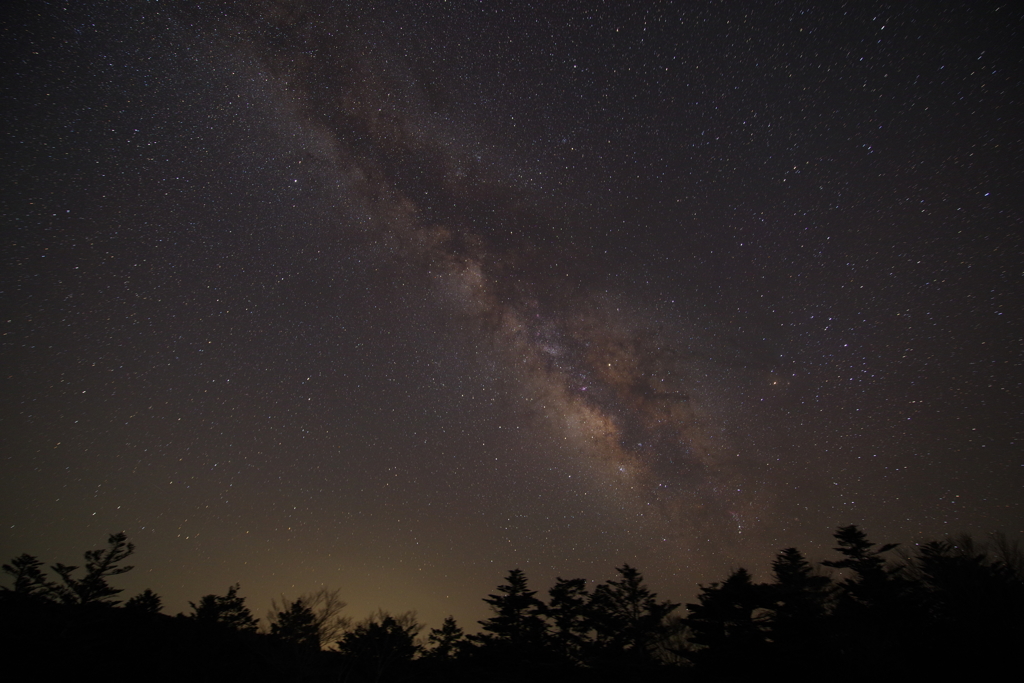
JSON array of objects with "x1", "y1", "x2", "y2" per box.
[{"x1": 2, "y1": 526, "x2": 1022, "y2": 681}]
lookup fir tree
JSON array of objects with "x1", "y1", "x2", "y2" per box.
[
  {"x1": 588, "y1": 564, "x2": 679, "y2": 662},
  {"x1": 476, "y1": 568, "x2": 547, "y2": 650},
  {"x1": 270, "y1": 597, "x2": 320, "y2": 650},
  {"x1": 1, "y1": 554, "x2": 56, "y2": 599},
  {"x1": 189, "y1": 583, "x2": 259, "y2": 632},
  {"x1": 426, "y1": 615, "x2": 466, "y2": 660},
  {"x1": 546, "y1": 577, "x2": 591, "y2": 661},
  {"x1": 124, "y1": 588, "x2": 163, "y2": 614}
]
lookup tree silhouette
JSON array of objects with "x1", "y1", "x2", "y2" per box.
[
  {"x1": 425, "y1": 615, "x2": 466, "y2": 661},
  {"x1": 338, "y1": 610, "x2": 421, "y2": 683},
  {"x1": 816, "y1": 525, "x2": 918, "y2": 674},
  {"x1": 761, "y1": 548, "x2": 833, "y2": 672},
  {"x1": 896, "y1": 533, "x2": 1024, "y2": 663},
  {"x1": 588, "y1": 564, "x2": 680, "y2": 663},
  {"x1": 189, "y1": 583, "x2": 259, "y2": 632},
  {"x1": 52, "y1": 532, "x2": 135, "y2": 605},
  {"x1": 269, "y1": 587, "x2": 350, "y2": 649},
  {"x1": 124, "y1": 588, "x2": 163, "y2": 614},
  {"x1": 1, "y1": 533, "x2": 135, "y2": 606},
  {"x1": 766, "y1": 547, "x2": 831, "y2": 635},
  {"x1": 685, "y1": 567, "x2": 769, "y2": 672},
  {"x1": 270, "y1": 597, "x2": 320, "y2": 650},
  {"x1": 1, "y1": 554, "x2": 56, "y2": 599},
  {"x1": 545, "y1": 577, "x2": 591, "y2": 661},
  {"x1": 822, "y1": 525, "x2": 901, "y2": 606},
  {"x1": 476, "y1": 568, "x2": 547, "y2": 650}
]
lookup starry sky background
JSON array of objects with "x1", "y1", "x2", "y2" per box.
[{"x1": 3, "y1": 0, "x2": 1022, "y2": 630}]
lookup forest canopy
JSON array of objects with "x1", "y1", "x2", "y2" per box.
[{"x1": 2, "y1": 526, "x2": 1021, "y2": 682}]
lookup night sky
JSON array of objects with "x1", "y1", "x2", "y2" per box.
[{"x1": 3, "y1": 1, "x2": 1022, "y2": 631}]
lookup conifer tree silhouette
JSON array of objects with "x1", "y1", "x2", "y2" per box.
[
  {"x1": 822, "y1": 525, "x2": 904, "y2": 607},
  {"x1": 425, "y1": 615, "x2": 466, "y2": 660},
  {"x1": 685, "y1": 566, "x2": 769, "y2": 672},
  {"x1": 546, "y1": 577, "x2": 591, "y2": 661},
  {"x1": 53, "y1": 532, "x2": 135, "y2": 605},
  {"x1": 476, "y1": 568, "x2": 547, "y2": 650},
  {"x1": 189, "y1": 583, "x2": 259, "y2": 632},
  {"x1": 1, "y1": 554, "x2": 56, "y2": 599},
  {"x1": 767, "y1": 547, "x2": 831, "y2": 636},
  {"x1": 1, "y1": 533, "x2": 136, "y2": 606},
  {"x1": 589, "y1": 564, "x2": 679, "y2": 662},
  {"x1": 124, "y1": 588, "x2": 163, "y2": 614},
  {"x1": 338, "y1": 610, "x2": 421, "y2": 683},
  {"x1": 270, "y1": 597, "x2": 320, "y2": 650}
]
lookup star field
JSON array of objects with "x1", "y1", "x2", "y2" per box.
[{"x1": 2, "y1": 1, "x2": 1022, "y2": 630}]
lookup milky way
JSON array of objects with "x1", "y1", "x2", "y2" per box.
[
  {"x1": 3, "y1": 0, "x2": 1021, "y2": 630},
  {"x1": 229, "y1": 3, "x2": 771, "y2": 543}
]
